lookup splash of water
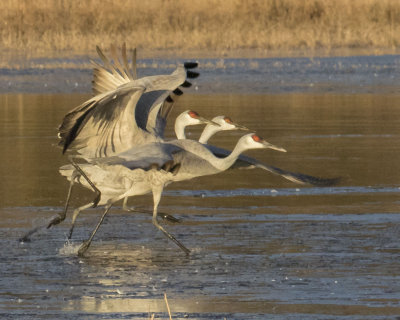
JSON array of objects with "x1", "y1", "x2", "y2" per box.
[{"x1": 58, "y1": 239, "x2": 80, "y2": 256}]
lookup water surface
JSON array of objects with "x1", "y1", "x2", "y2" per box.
[{"x1": 0, "y1": 79, "x2": 400, "y2": 318}]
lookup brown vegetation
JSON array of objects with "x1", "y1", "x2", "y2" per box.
[{"x1": 1, "y1": 0, "x2": 400, "y2": 57}]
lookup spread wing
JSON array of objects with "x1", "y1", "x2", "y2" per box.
[
  {"x1": 92, "y1": 44, "x2": 199, "y2": 138},
  {"x1": 59, "y1": 84, "x2": 146, "y2": 158},
  {"x1": 145, "y1": 63, "x2": 199, "y2": 139},
  {"x1": 92, "y1": 43, "x2": 137, "y2": 95},
  {"x1": 59, "y1": 44, "x2": 199, "y2": 157}
]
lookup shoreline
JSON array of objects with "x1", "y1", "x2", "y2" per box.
[
  {"x1": 2, "y1": 47, "x2": 400, "y2": 67},
  {"x1": 1, "y1": 54, "x2": 399, "y2": 95},
  {"x1": 1, "y1": 47, "x2": 399, "y2": 78}
]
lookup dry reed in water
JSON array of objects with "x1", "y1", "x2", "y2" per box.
[
  {"x1": 147, "y1": 293, "x2": 173, "y2": 320},
  {"x1": 1, "y1": 0, "x2": 400, "y2": 57}
]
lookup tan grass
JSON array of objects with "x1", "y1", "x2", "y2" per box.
[{"x1": 1, "y1": 0, "x2": 400, "y2": 57}]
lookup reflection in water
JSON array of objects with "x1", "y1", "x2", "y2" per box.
[
  {"x1": 0, "y1": 94, "x2": 89, "y2": 208},
  {"x1": 1, "y1": 93, "x2": 400, "y2": 207},
  {"x1": 0, "y1": 93, "x2": 400, "y2": 319}
]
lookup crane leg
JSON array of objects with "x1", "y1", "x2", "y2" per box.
[
  {"x1": 123, "y1": 197, "x2": 181, "y2": 223},
  {"x1": 122, "y1": 197, "x2": 130, "y2": 210},
  {"x1": 151, "y1": 187, "x2": 190, "y2": 255},
  {"x1": 19, "y1": 170, "x2": 78, "y2": 242},
  {"x1": 69, "y1": 156, "x2": 101, "y2": 207},
  {"x1": 78, "y1": 203, "x2": 113, "y2": 256},
  {"x1": 68, "y1": 202, "x2": 96, "y2": 240},
  {"x1": 19, "y1": 225, "x2": 43, "y2": 243},
  {"x1": 47, "y1": 170, "x2": 77, "y2": 229}
]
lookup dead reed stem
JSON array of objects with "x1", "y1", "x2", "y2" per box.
[
  {"x1": 164, "y1": 293, "x2": 172, "y2": 320},
  {"x1": 1, "y1": 0, "x2": 400, "y2": 57}
]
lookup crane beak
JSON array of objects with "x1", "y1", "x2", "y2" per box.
[
  {"x1": 262, "y1": 141, "x2": 287, "y2": 152},
  {"x1": 233, "y1": 122, "x2": 250, "y2": 131},
  {"x1": 199, "y1": 116, "x2": 221, "y2": 127}
]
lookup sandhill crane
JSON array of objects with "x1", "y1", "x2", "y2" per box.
[
  {"x1": 196, "y1": 115, "x2": 339, "y2": 186},
  {"x1": 58, "y1": 45, "x2": 264, "y2": 225},
  {"x1": 52, "y1": 110, "x2": 218, "y2": 229},
  {"x1": 55, "y1": 110, "x2": 335, "y2": 241},
  {"x1": 198, "y1": 116, "x2": 249, "y2": 143},
  {"x1": 58, "y1": 45, "x2": 337, "y2": 190},
  {"x1": 59, "y1": 45, "x2": 199, "y2": 158},
  {"x1": 59, "y1": 45, "x2": 209, "y2": 217},
  {"x1": 59, "y1": 45, "x2": 336, "y2": 198},
  {"x1": 122, "y1": 113, "x2": 249, "y2": 210},
  {"x1": 20, "y1": 44, "x2": 338, "y2": 249},
  {"x1": 56, "y1": 45, "x2": 205, "y2": 223},
  {"x1": 19, "y1": 109, "x2": 220, "y2": 243},
  {"x1": 59, "y1": 133, "x2": 287, "y2": 255}
]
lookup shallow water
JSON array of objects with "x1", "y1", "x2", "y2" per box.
[
  {"x1": 1, "y1": 64, "x2": 400, "y2": 318},
  {"x1": 2, "y1": 54, "x2": 400, "y2": 94}
]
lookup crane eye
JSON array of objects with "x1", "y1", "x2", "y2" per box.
[
  {"x1": 252, "y1": 134, "x2": 262, "y2": 142},
  {"x1": 188, "y1": 111, "x2": 199, "y2": 118},
  {"x1": 224, "y1": 117, "x2": 233, "y2": 124}
]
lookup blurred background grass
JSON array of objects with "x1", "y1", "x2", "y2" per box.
[{"x1": 1, "y1": 0, "x2": 400, "y2": 58}]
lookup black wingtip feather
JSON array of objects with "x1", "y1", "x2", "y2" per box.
[
  {"x1": 171, "y1": 163, "x2": 181, "y2": 176},
  {"x1": 173, "y1": 88, "x2": 183, "y2": 96},
  {"x1": 184, "y1": 62, "x2": 198, "y2": 69},
  {"x1": 60, "y1": 104, "x2": 95, "y2": 154},
  {"x1": 293, "y1": 173, "x2": 342, "y2": 187},
  {"x1": 187, "y1": 71, "x2": 200, "y2": 78},
  {"x1": 166, "y1": 95, "x2": 174, "y2": 103},
  {"x1": 181, "y1": 81, "x2": 192, "y2": 88}
]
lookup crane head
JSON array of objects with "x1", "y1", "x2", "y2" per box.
[{"x1": 239, "y1": 133, "x2": 287, "y2": 152}]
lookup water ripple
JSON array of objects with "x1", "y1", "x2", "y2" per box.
[{"x1": 165, "y1": 186, "x2": 400, "y2": 198}]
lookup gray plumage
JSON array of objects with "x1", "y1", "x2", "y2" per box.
[
  {"x1": 197, "y1": 116, "x2": 339, "y2": 186},
  {"x1": 59, "y1": 133, "x2": 286, "y2": 255},
  {"x1": 59, "y1": 44, "x2": 198, "y2": 158}
]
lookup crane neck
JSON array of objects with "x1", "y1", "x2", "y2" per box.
[
  {"x1": 198, "y1": 124, "x2": 220, "y2": 144},
  {"x1": 174, "y1": 117, "x2": 186, "y2": 140},
  {"x1": 207, "y1": 138, "x2": 249, "y2": 172}
]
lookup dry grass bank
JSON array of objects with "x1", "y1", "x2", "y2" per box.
[{"x1": 1, "y1": 0, "x2": 400, "y2": 58}]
